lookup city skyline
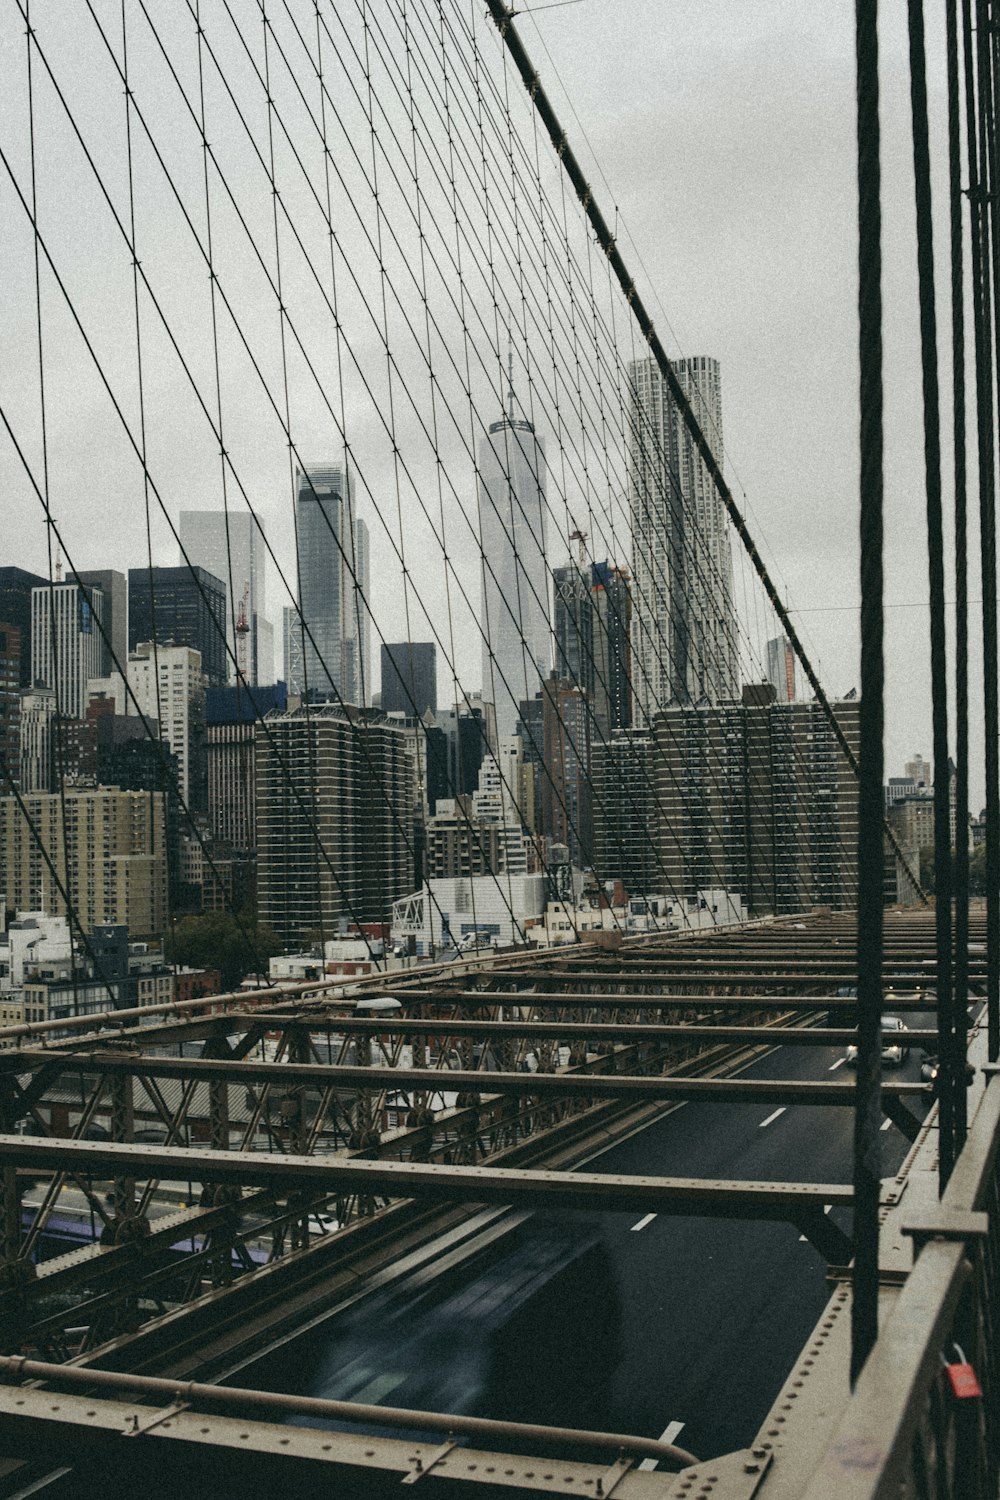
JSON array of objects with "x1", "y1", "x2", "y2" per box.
[
  {"x1": 0, "y1": 10, "x2": 989, "y2": 1482},
  {"x1": 0, "y1": 3, "x2": 950, "y2": 802}
]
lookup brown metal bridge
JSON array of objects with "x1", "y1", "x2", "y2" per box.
[{"x1": 0, "y1": 909, "x2": 996, "y2": 1498}]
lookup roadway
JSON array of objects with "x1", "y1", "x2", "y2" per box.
[{"x1": 241, "y1": 1019, "x2": 934, "y2": 1464}]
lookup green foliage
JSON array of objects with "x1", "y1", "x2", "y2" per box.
[
  {"x1": 918, "y1": 842, "x2": 988, "y2": 900},
  {"x1": 918, "y1": 845, "x2": 936, "y2": 896},
  {"x1": 969, "y1": 841, "x2": 987, "y2": 897},
  {"x1": 165, "y1": 908, "x2": 283, "y2": 991}
]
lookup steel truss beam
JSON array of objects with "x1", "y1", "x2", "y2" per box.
[
  {"x1": 282, "y1": 991, "x2": 943, "y2": 1011},
  {"x1": 0, "y1": 1131, "x2": 853, "y2": 1228},
  {"x1": 1, "y1": 1022, "x2": 940, "y2": 1058},
  {"x1": 0, "y1": 1055, "x2": 931, "y2": 1106}
]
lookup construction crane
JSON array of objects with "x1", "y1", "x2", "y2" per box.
[
  {"x1": 235, "y1": 581, "x2": 250, "y2": 681},
  {"x1": 568, "y1": 527, "x2": 587, "y2": 565}
]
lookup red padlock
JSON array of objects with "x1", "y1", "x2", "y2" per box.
[{"x1": 942, "y1": 1345, "x2": 982, "y2": 1400}]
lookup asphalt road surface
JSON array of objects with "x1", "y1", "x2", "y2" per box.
[{"x1": 249, "y1": 1023, "x2": 933, "y2": 1465}]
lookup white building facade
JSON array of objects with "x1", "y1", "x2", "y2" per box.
[
  {"x1": 127, "y1": 641, "x2": 204, "y2": 806},
  {"x1": 478, "y1": 409, "x2": 550, "y2": 737},
  {"x1": 392, "y1": 873, "x2": 546, "y2": 954},
  {"x1": 472, "y1": 737, "x2": 530, "y2": 875},
  {"x1": 31, "y1": 581, "x2": 105, "y2": 721}
]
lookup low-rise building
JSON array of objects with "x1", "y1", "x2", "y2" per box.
[
  {"x1": 0, "y1": 911, "x2": 72, "y2": 997},
  {"x1": 391, "y1": 874, "x2": 545, "y2": 955},
  {"x1": 173, "y1": 965, "x2": 222, "y2": 1003}
]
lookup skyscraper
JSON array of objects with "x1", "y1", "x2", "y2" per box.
[
  {"x1": 178, "y1": 511, "x2": 269, "y2": 685},
  {"x1": 540, "y1": 673, "x2": 592, "y2": 869},
  {"x1": 73, "y1": 570, "x2": 127, "y2": 676},
  {"x1": 766, "y1": 634, "x2": 796, "y2": 703},
  {"x1": 592, "y1": 729, "x2": 659, "y2": 896},
  {"x1": 553, "y1": 559, "x2": 633, "y2": 737},
  {"x1": 18, "y1": 686, "x2": 55, "y2": 793},
  {"x1": 380, "y1": 642, "x2": 437, "y2": 717},
  {"x1": 650, "y1": 688, "x2": 861, "y2": 913},
  {"x1": 0, "y1": 624, "x2": 21, "y2": 792},
  {"x1": 127, "y1": 642, "x2": 206, "y2": 812},
  {"x1": 31, "y1": 580, "x2": 105, "y2": 720},
  {"x1": 128, "y1": 566, "x2": 227, "y2": 686},
  {"x1": 553, "y1": 562, "x2": 594, "y2": 702},
  {"x1": 294, "y1": 462, "x2": 370, "y2": 706},
  {"x1": 255, "y1": 705, "x2": 413, "y2": 942},
  {"x1": 478, "y1": 389, "x2": 550, "y2": 736},
  {"x1": 0, "y1": 567, "x2": 47, "y2": 686},
  {"x1": 282, "y1": 605, "x2": 305, "y2": 697},
  {"x1": 205, "y1": 680, "x2": 287, "y2": 851},
  {"x1": 628, "y1": 356, "x2": 738, "y2": 720}
]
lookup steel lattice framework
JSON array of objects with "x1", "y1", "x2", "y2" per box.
[{"x1": 0, "y1": 910, "x2": 995, "y2": 1498}]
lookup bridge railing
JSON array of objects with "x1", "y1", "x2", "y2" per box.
[{"x1": 803, "y1": 1071, "x2": 1000, "y2": 1500}]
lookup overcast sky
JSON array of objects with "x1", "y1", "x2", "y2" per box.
[
  {"x1": 524, "y1": 0, "x2": 981, "y2": 800},
  {"x1": 0, "y1": 1, "x2": 983, "y2": 803}
]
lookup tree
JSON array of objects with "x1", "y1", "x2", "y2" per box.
[
  {"x1": 165, "y1": 907, "x2": 283, "y2": 992},
  {"x1": 969, "y1": 842, "x2": 987, "y2": 897},
  {"x1": 918, "y1": 845, "x2": 936, "y2": 896},
  {"x1": 918, "y1": 842, "x2": 988, "y2": 900}
]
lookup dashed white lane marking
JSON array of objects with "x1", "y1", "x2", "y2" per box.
[
  {"x1": 630, "y1": 1212, "x2": 656, "y2": 1233},
  {"x1": 637, "y1": 1421, "x2": 686, "y2": 1470},
  {"x1": 828, "y1": 1057, "x2": 846, "y2": 1072},
  {"x1": 881, "y1": 1117, "x2": 893, "y2": 1131},
  {"x1": 759, "y1": 1107, "x2": 786, "y2": 1128}
]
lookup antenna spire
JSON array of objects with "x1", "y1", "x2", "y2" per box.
[{"x1": 506, "y1": 339, "x2": 515, "y2": 421}]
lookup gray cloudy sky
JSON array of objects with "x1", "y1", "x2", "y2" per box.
[
  {"x1": 0, "y1": 2, "x2": 981, "y2": 801},
  {"x1": 526, "y1": 0, "x2": 980, "y2": 798}
]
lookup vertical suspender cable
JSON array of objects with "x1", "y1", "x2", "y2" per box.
[
  {"x1": 962, "y1": 0, "x2": 996, "y2": 1058},
  {"x1": 946, "y1": 0, "x2": 970, "y2": 1146},
  {"x1": 906, "y1": 0, "x2": 954, "y2": 1185},
  {"x1": 851, "y1": 0, "x2": 885, "y2": 1384},
  {"x1": 982, "y1": 6, "x2": 1000, "y2": 1061}
]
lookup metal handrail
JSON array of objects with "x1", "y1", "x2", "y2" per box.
[{"x1": 0, "y1": 1354, "x2": 700, "y2": 1470}]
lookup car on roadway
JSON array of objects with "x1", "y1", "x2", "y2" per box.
[{"x1": 845, "y1": 1014, "x2": 910, "y2": 1068}]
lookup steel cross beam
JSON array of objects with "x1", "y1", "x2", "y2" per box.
[
  {"x1": 519, "y1": 969, "x2": 977, "y2": 986},
  {"x1": 296, "y1": 990, "x2": 941, "y2": 1009},
  {"x1": 0, "y1": 992, "x2": 950, "y2": 1074},
  {"x1": 0, "y1": 1133, "x2": 854, "y2": 1244},
  {"x1": 3, "y1": 1021, "x2": 932, "y2": 1050},
  {"x1": 0, "y1": 1055, "x2": 933, "y2": 1105}
]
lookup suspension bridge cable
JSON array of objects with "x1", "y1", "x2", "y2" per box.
[
  {"x1": 982, "y1": 2, "x2": 1000, "y2": 1062},
  {"x1": 850, "y1": 0, "x2": 885, "y2": 1386},
  {"x1": 482, "y1": 0, "x2": 923, "y2": 904},
  {"x1": 945, "y1": 0, "x2": 969, "y2": 1147},
  {"x1": 137, "y1": 0, "x2": 779, "y2": 924},
  {"x1": 906, "y1": 0, "x2": 954, "y2": 1184}
]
